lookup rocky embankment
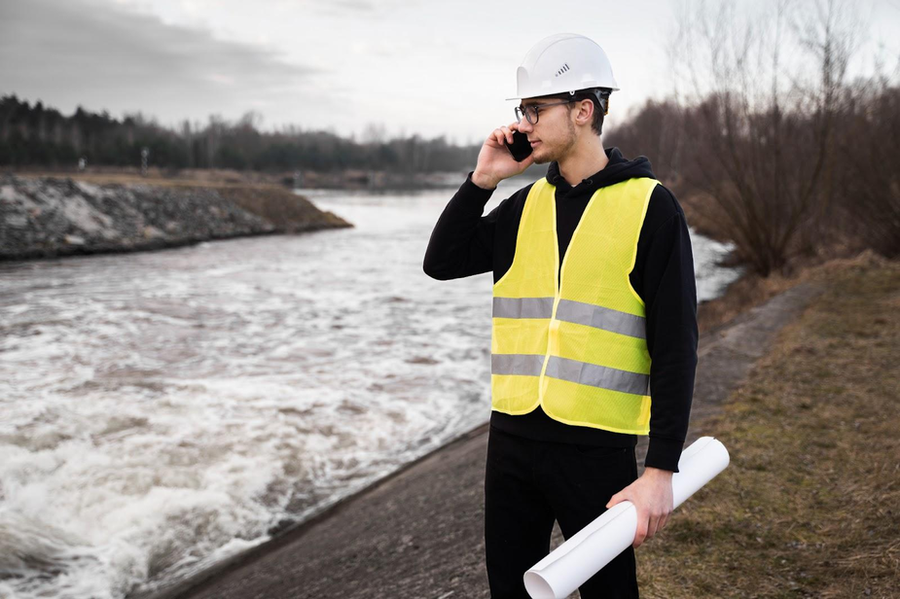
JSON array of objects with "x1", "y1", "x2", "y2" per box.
[{"x1": 0, "y1": 174, "x2": 351, "y2": 261}]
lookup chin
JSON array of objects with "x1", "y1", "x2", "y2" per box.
[{"x1": 532, "y1": 148, "x2": 552, "y2": 165}]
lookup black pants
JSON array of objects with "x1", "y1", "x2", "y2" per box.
[{"x1": 484, "y1": 426, "x2": 640, "y2": 598}]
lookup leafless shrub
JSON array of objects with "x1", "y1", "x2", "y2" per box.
[
  {"x1": 606, "y1": 99, "x2": 685, "y2": 183},
  {"x1": 669, "y1": 0, "x2": 865, "y2": 275},
  {"x1": 833, "y1": 76, "x2": 900, "y2": 257}
]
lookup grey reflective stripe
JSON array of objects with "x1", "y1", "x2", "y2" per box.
[
  {"x1": 492, "y1": 297, "x2": 555, "y2": 319},
  {"x1": 545, "y1": 356, "x2": 650, "y2": 396},
  {"x1": 491, "y1": 354, "x2": 545, "y2": 377},
  {"x1": 555, "y1": 299, "x2": 646, "y2": 339}
]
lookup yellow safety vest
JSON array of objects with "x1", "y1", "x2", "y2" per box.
[{"x1": 491, "y1": 176, "x2": 658, "y2": 435}]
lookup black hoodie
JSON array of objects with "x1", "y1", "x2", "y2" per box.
[{"x1": 423, "y1": 148, "x2": 697, "y2": 472}]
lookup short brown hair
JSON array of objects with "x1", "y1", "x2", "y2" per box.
[
  {"x1": 571, "y1": 88, "x2": 610, "y2": 135},
  {"x1": 534, "y1": 88, "x2": 611, "y2": 135}
]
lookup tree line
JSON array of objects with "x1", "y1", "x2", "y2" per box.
[{"x1": 0, "y1": 98, "x2": 479, "y2": 174}]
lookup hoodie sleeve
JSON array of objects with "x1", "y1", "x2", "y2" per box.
[
  {"x1": 636, "y1": 185, "x2": 699, "y2": 472},
  {"x1": 423, "y1": 173, "x2": 503, "y2": 280}
]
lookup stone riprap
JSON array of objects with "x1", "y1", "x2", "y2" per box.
[{"x1": 0, "y1": 175, "x2": 349, "y2": 260}]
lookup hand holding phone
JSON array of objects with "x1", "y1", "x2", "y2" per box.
[
  {"x1": 505, "y1": 130, "x2": 533, "y2": 162},
  {"x1": 473, "y1": 125, "x2": 533, "y2": 189}
]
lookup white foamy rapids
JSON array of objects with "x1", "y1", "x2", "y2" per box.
[{"x1": 0, "y1": 182, "x2": 738, "y2": 598}]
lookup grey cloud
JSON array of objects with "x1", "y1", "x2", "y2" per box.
[
  {"x1": 327, "y1": 0, "x2": 379, "y2": 11},
  {"x1": 0, "y1": 0, "x2": 322, "y2": 124},
  {"x1": 308, "y1": 0, "x2": 419, "y2": 18}
]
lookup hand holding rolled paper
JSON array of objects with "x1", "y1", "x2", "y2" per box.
[
  {"x1": 523, "y1": 437, "x2": 730, "y2": 599},
  {"x1": 605, "y1": 465, "x2": 674, "y2": 548}
]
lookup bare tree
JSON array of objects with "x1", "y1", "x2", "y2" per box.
[
  {"x1": 833, "y1": 59, "x2": 900, "y2": 257},
  {"x1": 793, "y1": 0, "x2": 864, "y2": 251},
  {"x1": 671, "y1": 0, "x2": 861, "y2": 275},
  {"x1": 606, "y1": 100, "x2": 684, "y2": 183}
]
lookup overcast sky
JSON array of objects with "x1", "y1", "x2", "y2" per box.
[{"x1": 2, "y1": 0, "x2": 899, "y2": 143}]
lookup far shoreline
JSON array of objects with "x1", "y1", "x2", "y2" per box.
[{"x1": 0, "y1": 173, "x2": 353, "y2": 262}]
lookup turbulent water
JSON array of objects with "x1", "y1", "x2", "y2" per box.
[{"x1": 0, "y1": 181, "x2": 740, "y2": 599}]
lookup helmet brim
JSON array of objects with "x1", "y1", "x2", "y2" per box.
[{"x1": 506, "y1": 86, "x2": 618, "y2": 102}]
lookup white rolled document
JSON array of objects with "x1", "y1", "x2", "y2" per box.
[{"x1": 523, "y1": 436, "x2": 730, "y2": 599}]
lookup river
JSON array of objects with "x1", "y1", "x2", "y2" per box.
[{"x1": 0, "y1": 181, "x2": 740, "y2": 598}]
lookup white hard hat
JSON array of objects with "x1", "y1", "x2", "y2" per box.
[{"x1": 507, "y1": 33, "x2": 619, "y2": 101}]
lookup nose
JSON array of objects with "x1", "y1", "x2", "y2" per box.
[{"x1": 517, "y1": 117, "x2": 534, "y2": 136}]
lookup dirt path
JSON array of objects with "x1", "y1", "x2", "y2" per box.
[{"x1": 137, "y1": 283, "x2": 824, "y2": 599}]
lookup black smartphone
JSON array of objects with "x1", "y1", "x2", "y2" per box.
[{"x1": 505, "y1": 130, "x2": 533, "y2": 162}]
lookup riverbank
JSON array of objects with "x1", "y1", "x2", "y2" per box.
[
  {"x1": 6, "y1": 166, "x2": 468, "y2": 192},
  {"x1": 639, "y1": 253, "x2": 899, "y2": 597},
  {"x1": 0, "y1": 174, "x2": 351, "y2": 261},
  {"x1": 131, "y1": 254, "x2": 897, "y2": 599}
]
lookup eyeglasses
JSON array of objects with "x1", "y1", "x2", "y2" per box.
[{"x1": 514, "y1": 100, "x2": 575, "y2": 125}]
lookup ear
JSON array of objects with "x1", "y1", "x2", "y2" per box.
[{"x1": 573, "y1": 99, "x2": 594, "y2": 127}]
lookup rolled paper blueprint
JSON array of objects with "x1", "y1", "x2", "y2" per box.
[{"x1": 523, "y1": 436, "x2": 730, "y2": 599}]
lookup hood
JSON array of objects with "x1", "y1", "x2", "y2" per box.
[{"x1": 546, "y1": 147, "x2": 656, "y2": 194}]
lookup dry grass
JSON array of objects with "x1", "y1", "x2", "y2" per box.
[
  {"x1": 638, "y1": 256, "x2": 900, "y2": 598},
  {"x1": 697, "y1": 251, "x2": 891, "y2": 335},
  {"x1": 10, "y1": 169, "x2": 351, "y2": 232},
  {"x1": 697, "y1": 271, "x2": 802, "y2": 334},
  {"x1": 680, "y1": 190, "x2": 730, "y2": 244},
  {"x1": 216, "y1": 186, "x2": 351, "y2": 232},
  {"x1": 11, "y1": 167, "x2": 284, "y2": 188}
]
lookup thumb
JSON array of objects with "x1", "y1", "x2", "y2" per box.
[{"x1": 606, "y1": 491, "x2": 627, "y2": 509}]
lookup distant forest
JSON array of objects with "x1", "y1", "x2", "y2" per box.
[{"x1": 0, "y1": 95, "x2": 480, "y2": 173}]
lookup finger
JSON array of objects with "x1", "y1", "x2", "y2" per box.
[
  {"x1": 606, "y1": 492, "x2": 625, "y2": 509},
  {"x1": 658, "y1": 511, "x2": 670, "y2": 532},
  {"x1": 633, "y1": 519, "x2": 648, "y2": 548},
  {"x1": 499, "y1": 125, "x2": 513, "y2": 144},
  {"x1": 646, "y1": 515, "x2": 660, "y2": 540}
]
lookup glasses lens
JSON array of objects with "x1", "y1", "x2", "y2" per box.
[
  {"x1": 526, "y1": 105, "x2": 539, "y2": 124},
  {"x1": 514, "y1": 106, "x2": 524, "y2": 123}
]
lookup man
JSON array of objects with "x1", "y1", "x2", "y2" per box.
[{"x1": 423, "y1": 33, "x2": 697, "y2": 598}]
